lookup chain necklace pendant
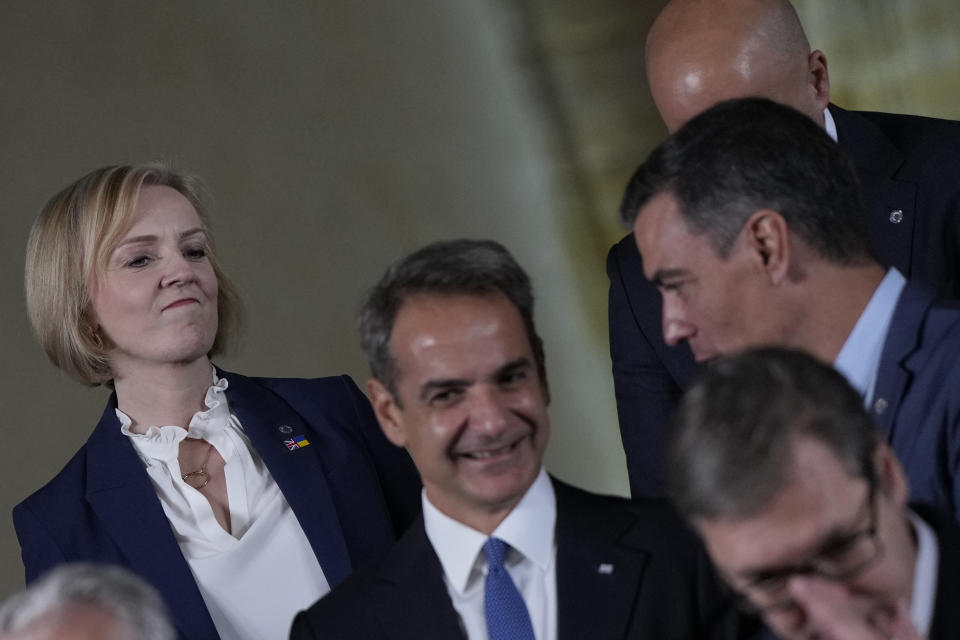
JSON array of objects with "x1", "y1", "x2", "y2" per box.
[
  {"x1": 182, "y1": 466, "x2": 210, "y2": 490},
  {"x1": 181, "y1": 441, "x2": 214, "y2": 490}
]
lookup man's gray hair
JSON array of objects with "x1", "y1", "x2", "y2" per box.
[
  {"x1": 358, "y1": 239, "x2": 546, "y2": 401},
  {"x1": 619, "y1": 98, "x2": 873, "y2": 265},
  {"x1": 0, "y1": 563, "x2": 175, "y2": 640},
  {"x1": 667, "y1": 348, "x2": 879, "y2": 522}
]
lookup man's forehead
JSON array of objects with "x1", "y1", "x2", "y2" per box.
[
  {"x1": 391, "y1": 291, "x2": 518, "y2": 338},
  {"x1": 7, "y1": 605, "x2": 127, "y2": 640},
  {"x1": 633, "y1": 193, "x2": 704, "y2": 268},
  {"x1": 389, "y1": 292, "x2": 532, "y2": 375},
  {"x1": 701, "y1": 506, "x2": 834, "y2": 577},
  {"x1": 699, "y1": 439, "x2": 867, "y2": 573},
  {"x1": 634, "y1": 190, "x2": 682, "y2": 234}
]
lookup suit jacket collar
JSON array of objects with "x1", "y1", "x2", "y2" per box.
[
  {"x1": 829, "y1": 104, "x2": 905, "y2": 178},
  {"x1": 221, "y1": 370, "x2": 353, "y2": 584},
  {"x1": 869, "y1": 283, "x2": 936, "y2": 437},
  {"x1": 85, "y1": 394, "x2": 217, "y2": 640},
  {"x1": 364, "y1": 517, "x2": 466, "y2": 639},
  {"x1": 829, "y1": 103, "x2": 918, "y2": 276},
  {"x1": 367, "y1": 478, "x2": 650, "y2": 640},
  {"x1": 84, "y1": 368, "x2": 354, "y2": 639},
  {"x1": 553, "y1": 480, "x2": 649, "y2": 640}
]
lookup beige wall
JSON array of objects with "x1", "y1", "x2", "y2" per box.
[
  {"x1": 795, "y1": 0, "x2": 960, "y2": 117},
  {"x1": 2, "y1": 0, "x2": 958, "y2": 600}
]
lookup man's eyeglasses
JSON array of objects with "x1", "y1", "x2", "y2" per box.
[{"x1": 731, "y1": 481, "x2": 883, "y2": 614}]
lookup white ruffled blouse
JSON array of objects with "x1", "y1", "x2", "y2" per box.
[{"x1": 120, "y1": 370, "x2": 330, "y2": 640}]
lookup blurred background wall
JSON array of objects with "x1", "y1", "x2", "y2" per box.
[{"x1": 1, "y1": 0, "x2": 957, "y2": 597}]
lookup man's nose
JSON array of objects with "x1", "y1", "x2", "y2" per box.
[
  {"x1": 468, "y1": 386, "x2": 511, "y2": 434},
  {"x1": 662, "y1": 298, "x2": 695, "y2": 346}
]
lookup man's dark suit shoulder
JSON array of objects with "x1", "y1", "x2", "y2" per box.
[
  {"x1": 291, "y1": 480, "x2": 754, "y2": 640},
  {"x1": 553, "y1": 479, "x2": 702, "y2": 560},
  {"x1": 289, "y1": 513, "x2": 451, "y2": 640},
  {"x1": 831, "y1": 105, "x2": 960, "y2": 295},
  {"x1": 854, "y1": 109, "x2": 960, "y2": 169},
  {"x1": 606, "y1": 233, "x2": 692, "y2": 497}
]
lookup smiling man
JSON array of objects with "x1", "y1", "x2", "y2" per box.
[
  {"x1": 667, "y1": 348, "x2": 960, "y2": 640},
  {"x1": 290, "y1": 239, "x2": 755, "y2": 640},
  {"x1": 620, "y1": 97, "x2": 960, "y2": 519}
]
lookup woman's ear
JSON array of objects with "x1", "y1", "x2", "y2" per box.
[{"x1": 82, "y1": 313, "x2": 105, "y2": 350}]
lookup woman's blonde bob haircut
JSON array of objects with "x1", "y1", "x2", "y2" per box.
[{"x1": 25, "y1": 164, "x2": 243, "y2": 386}]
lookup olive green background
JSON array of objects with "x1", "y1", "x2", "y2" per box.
[{"x1": 1, "y1": 1, "x2": 958, "y2": 599}]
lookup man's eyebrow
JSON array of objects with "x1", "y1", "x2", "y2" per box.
[
  {"x1": 418, "y1": 378, "x2": 469, "y2": 403},
  {"x1": 493, "y1": 358, "x2": 533, "y2": 379},
  {"x1": 416, "y1": 358, "x2": 535, "y2": 402},
  {"x1": 650, "y1": 268, "x2": 689, "y2": 287},
  {"x1": 736, "y1": 524, "x2": 854, "y2": 581}
]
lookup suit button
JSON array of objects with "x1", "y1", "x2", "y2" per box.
[
  {"x1": 889, "y1": 209, "x2": 904, "y2": 223},
  {"x1": 874, "y1": 397, "x2": 888, "y2": 414}
]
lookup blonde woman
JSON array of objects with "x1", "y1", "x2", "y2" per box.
[{"x1": 14, "y1": 164, "x2": 420, "y2": 640}]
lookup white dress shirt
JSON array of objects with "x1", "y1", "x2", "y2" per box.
[
  {"x1": 120, "y1": 370, "x2": 329, "y2": 640},
  {"x1": 834, "y1": 268, "x2": 907, "y2": 405},
  {"x1": 908, "y1": 510, "x2": 939, "y2": 637},
  {"x1": 423, "y1": 468, "x2": 558, "y2": 640},
  {"x1": 823, "y1": 106, "x2": 839, "y2": 143}
]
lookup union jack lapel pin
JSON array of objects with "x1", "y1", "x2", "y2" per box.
[{"x1": 284, "y1": 435, "x2": 311, "y2": 451}]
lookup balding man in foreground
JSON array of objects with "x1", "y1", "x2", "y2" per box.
[
  {"x1": 668, "y1": 348, "x2": 960, "y2": 640},
  {"x1": 607, "y1": 0, "x2": 960, "y2": 498}
]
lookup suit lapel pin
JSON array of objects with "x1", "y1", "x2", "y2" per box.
[
  {"x1": 278, "y1": 424, "x2": 293, "y2": 434},
  {"x1": 597, "y1": 563, "x2": 614, "y2": 575},
  {"x1": 284, "y1": 435, "x2": 311, "y2": 451}
]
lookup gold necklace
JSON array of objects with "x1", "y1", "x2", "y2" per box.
[{"x1": 181, "y1": 442, "x2": 214, "y2": 490}]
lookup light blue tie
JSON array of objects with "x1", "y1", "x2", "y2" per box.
[{"x1": 483, "y1": 537, "x2": 536, "y2": 640}]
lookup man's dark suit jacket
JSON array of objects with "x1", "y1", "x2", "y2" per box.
[
  {"x1": 608, "y1": 104, "x2": 960, "y2": 497},
  {"x1": 290, "y1": 479, "x2": 754, "y2": 640},
  {"x1": 914, "y1": 504, "x2": 960, "y2": 639},
  {"x1": 12, "y1": 371, "x2": 422, "y2": 640},
  {"x1": 870, "y1": 286, "x2": 960, "y2": 515}
]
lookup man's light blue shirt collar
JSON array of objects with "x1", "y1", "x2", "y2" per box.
[{"x1": 834, "y1": 268, "x2": 907, "y2": 405}]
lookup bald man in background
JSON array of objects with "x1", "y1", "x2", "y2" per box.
[{"x1": 608, "y1": 0, "x2": 960, "y2": 497}]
